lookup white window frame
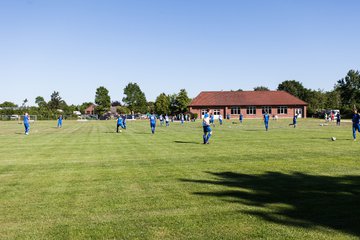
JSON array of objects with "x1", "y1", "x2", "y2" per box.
[
  {"x1": 277, "y1": 106, "x2": 288, "y2": 115},
  {"x1": 262, "y1": 106, "x2": 272, "y2": 114},
  {"x1": 231, "y1": 107, "x2": 240, "y2": 115},
  {"x1": 213, "y1": 109, "x2": 220, "y2": 116},
  {"x1": 247, "y1": 106, "x2": 256, "y2": 115}
]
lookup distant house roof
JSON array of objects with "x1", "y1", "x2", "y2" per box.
[{"x1": 189, "y1": 91, "x2": 308, "y2": 107}]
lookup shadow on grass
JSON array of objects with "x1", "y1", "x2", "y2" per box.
[
  {"x1": 180, "y1": 171, "x2": 360, "y2": 237},
  {"x1": 174, "y1": 140, "x2": 200, "y2": 144}
]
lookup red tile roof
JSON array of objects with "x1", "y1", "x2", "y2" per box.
[{"x1": 189, "y1": 91, "x2": 307, "y2": 107}]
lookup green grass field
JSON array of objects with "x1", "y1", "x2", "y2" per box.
[{"x1": 1, "y1": 118, "x2": 359, "y2": 239}]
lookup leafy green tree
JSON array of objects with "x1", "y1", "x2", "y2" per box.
[
  {"x1": 147, "y1": 101, "x2": 155, "y2": 113},
  {"x1": 122, "y1": 83, "x2": 147, "y2": 114},
  {"x1": 335, "y1": 69, "x2": 360, "y2": 108},
  {"x1": 155, "y1": 93, "x2": 170, "y2": 115},
  {"x1": 324, "y1": 90, "x2": 341, "y2": 110},
  {"x1": 277, "y1": 80, "x2": 307, "y2": 100},
  {"x1": 95, "y1": 86, "x2": 111, "y2": 115},
  {"x1": 35, "y1": 96, "x2": 47, "y2": 108},
  {"x1": 176, "y1": 89, "x2": 191, "y2": 113},
  {"x1": 0, "y1": 101, "x2": 18, "y2": 108},
  {"x1": 253, "y1": 86, "x2": 270, "y2": 91},
  {"x1": 169, "y1": 93, "x2": 178, "y2": 114}
]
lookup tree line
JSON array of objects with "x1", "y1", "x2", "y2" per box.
[
  {"x1": 1, "y1": 69, "x2": 359, "y2": 119},
  {"x1": 0, "y1": 82, "x2": 191, "y2": 120}
]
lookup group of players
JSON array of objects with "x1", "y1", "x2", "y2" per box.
[{"x1": 21, "y1": 109, "x2": 360, "y2": 142}]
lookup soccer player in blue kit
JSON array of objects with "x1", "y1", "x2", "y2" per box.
[
  {"x1": 23, "y1": 112, "x2": 30, "y2": 135},
  {"x1": 122, "y1": 114, "x2": 127, "y2": 129},
  {"x1": 116, "y1": 115, "x2": 124, "y2": 133},
  {"x1": 352, "y1": 109, "x2": 360, "y2": 141},
  {"x1": 263, "y1": 111, "x2": 269, "y2": 131},
  {"x1": 57, "y1": 115, "x2": 63, "y2": 128},
  {"x1": 150, "y1": 113, "x2": 156, "y2": 134},
  {"x1": 289, "y1": 114, "x2": 298, "y2": 128},
  {"x1": 203, "y1": 109, "x2": 212, "y2": 144}
]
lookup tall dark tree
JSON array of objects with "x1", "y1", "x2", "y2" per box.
[
  {"x1": 21, "y1": 98, "x2": 28, "y2": 108},
  {"x1": 48, "y1": 91, "x2": 64, "y2": 110},
  {"x1": 155, "y1": 93, "x2": 170, "y2": 115},
  {"x1": 277, "y1": 80, "x2": 307, "y2": 100},
  {"x1": 254, "y1": 86, "x2": 270, "y2": 91},
  {"x1": 335, "y1": 69, "x2": 360, "y2": 108},
  {"x1": 176, "y1": 89, "x2": 191, "y2": 113},
  {"x1": 95, "y1": 86, "x2": 111, "y2": 115},
  {"x1": 122, "y1": 82, "x2": 147, "y2": 114}
]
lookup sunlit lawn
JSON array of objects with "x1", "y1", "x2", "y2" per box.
[{"x1": 0, "y1": 118, "x2": 359, "y2": 239}]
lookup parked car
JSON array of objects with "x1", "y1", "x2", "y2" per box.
[{"x1": 10, "y1": 115, "x2": 19, "y2": 120}]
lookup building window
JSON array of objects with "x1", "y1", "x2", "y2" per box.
[
  {"x1": 262, "y1": 106, "x2": 272, "y2": 114},
  {"x1": 201, "y1": 109, "x2": 207, "y2": 117},
  {"x1": 231, "y1": 107, "x2": 240, "y2": 114},
  {"x1": 277, "y1": 106, "x2": 288, "y2": 114},
  {"x1": 213, "y1": 109, "x2": 220, "y2": 115},
  {"x1": 247, "y1": 106, "x2": 256, "y2": 115}
]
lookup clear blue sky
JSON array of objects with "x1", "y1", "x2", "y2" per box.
[{"x1": 1, "y1": 0, "x2": 359, "y2": 106}]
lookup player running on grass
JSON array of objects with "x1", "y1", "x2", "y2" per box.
[
  {"x1": 23, "y1": 112, "x2": 30, "y2": 135},
  {"x1": 289, "y1": 114, "x2": 298, "y2": 128},
  {"x1": 116, "y1": 115, "x2": 125, "y2": 133},
  {"x1": 203, "y1": 109, "x2": 212, "y2": 144},
  {"x1": 150, "y1": 113, "x2": 156, "y2": 134},
  {"x1": 263, "y1": 111, "x2": 269, "y2": 131},
  {"x1": 219, "y1": 114, "x2": 223, "y2": 125}
]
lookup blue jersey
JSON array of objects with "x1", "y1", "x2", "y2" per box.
[
  {"x1": 150, "y1": 115, "x2": 156, "y2": 125},
  {"x1": 117, "y1": 117, "x2": 123, "y2": 125},
  {"x1": 336, "y1": 113, "x2": 340, "y2": 120},
  {"x1": 264, "y1": 114, "x2": 269, "y2": 123},
  {"x1": 293, "y1": 115, "x2": 297, "y2": 124},
  {"x1": 352, "y1": 113, "x2": 360, "y2": 125},
  {"x1": 203, "y1": 113, "x2": 209, "y2": 126},
  {"x1": 23, "y1": 115, "x2": 29, "y2": 125}
]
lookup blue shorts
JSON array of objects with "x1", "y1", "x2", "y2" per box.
[
  {"x1": 203, "y1": 126, "x2": 212, "y2": 133},
  {"x1": 150, "y1": 123, "x2": 156, "y2": 128}
]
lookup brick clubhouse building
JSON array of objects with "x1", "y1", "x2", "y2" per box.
[{"x1": 189, "y1": 91, "x2": 308, "y2": 119}]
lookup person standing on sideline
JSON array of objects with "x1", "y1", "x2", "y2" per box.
[
  {"x1": 263, "y1": 111, "x2": 270, "y2": 131},
  {"x1": 116, "y1": 115, "x2": 124, "y2": 133},
  {"x1": 336, "y1": 112, "x2": 341, "y2": 126},
  {"x1": 150, "y1": 113, "x2": 156, "y2": 134},
  {"x1": 352, "y1": 109, "x2": 360, "y2": 141},
  {"x1": 209, "y1": 113, "x2": 215, "y2": 127},
  {"x1": 23, "y1": 112, "x2": 30, "y2": 135},
  {"x1": 159, "y1": 114, "x2": 164, "y2": 126},
  {"x1": 219, "y1": 114, "x2": 223, "y2": 125},
  {"x1": 181, "y1": 114, "x2": 184, "y2": 125},
  {"x1": 165, "y1": 114, "x2": 170, "y2": 127},
  {"x1": 202, "y1": 109, "x2": 212, "y2": 144},
  {"x1": 239, "y1": 113, "x2": 243, "y2": 123},
  {"x1": 57, "y1": 115, "x2": 63, "y2": 128}
]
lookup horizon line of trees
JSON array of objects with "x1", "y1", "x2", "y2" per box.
[{"x1": 1, "y1": 69, "x2": 359, "y2": 119}]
